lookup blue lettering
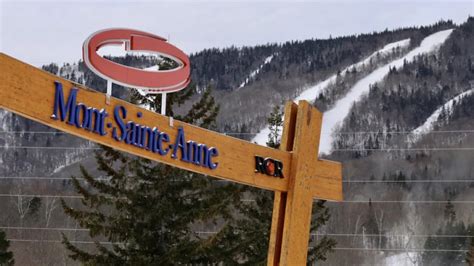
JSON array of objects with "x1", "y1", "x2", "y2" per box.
[
  {"x1": 199, "y1": 145, "x2": 210, "y2": 167},
  {"x1": 186, "y1": 141, "x2": 199, "y2": 165},
  {"x1": 149, "y1": 128, "x2": 158, "y2": 152},
  {"x1": 112, "y1": 105, "x2": 127, "y2": 141},
  {"x1": 74, "y1": 103, "x2": 89, "y2": 128},
  {"x1": 141, "y1": 126, "x2": 153, "y2": 149},
  {"x1": 207, "y1": 147, "x2": 219, "y2": 169},
  {"x1": 51, "y1": 84, "x2": 219, "y2": 169},
  {"x1": 155, "y1": 132, "x2": 169, "y2": 156},
  {"x1": 51, "y1": 81, "x2": 77, "y2": 125},
  {"x1": 97, "y1": 109, "x2": 108, "y2": 136},
  {"x1": 125, "y1": 121, "x2": 136, "y2": 145},
  {"x1": 171, "y1": 127, "x2": 189, "y2": 162},
  {"x1": 84, "y1": 107, "x2": 108, "y2": 136}
]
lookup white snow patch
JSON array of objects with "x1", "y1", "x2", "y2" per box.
[
  {"x1": 252, "y1": 127, "x2": 272, "y2": 145},
  {"x1": 319, "y1": 29, "x2": 453, "y2": 154},
  {"x1": 52, "y1": 165, "x2": 67, "y2": 174},
  {"x1": 379, "y1": 39, "x2": 411, "y2": 54},
  {"x1": 383, "y1": 252, "x2": 419, "y2": 266},
  {"x1": 0, "y1": 111, "x2": 9, "y2": 132},
  {"x1": 143, "y1": 65, "x2": 160, "y2": 72},
  {"x1": 410, "y1": 88, "x2": 474, "y2": 142},
  {"x1": 52, "y1": 143, "x2": 93, "y2": 174},
  {"x1": 137, "y1": 92, "x2": 156, "y2": 111},
  {"x1": 252, "y1": 38, "x2": 410, "y2": 145},
  {"x1": 239, "y1": 55, "x2": 274, "y2": 89},
  {"x1": 138, "y1": 102, "x2": 153, "y2": 111},
  {"x1": 126, "y1": 71, "x2": 158, "y2": 111},
  {"x1": 60, "y1": 63, "x2": 84, "y2": 83}
]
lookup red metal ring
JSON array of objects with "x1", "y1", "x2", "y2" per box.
[{"x1": 83, "y1": 28, "x2": 190, "y2": 93}]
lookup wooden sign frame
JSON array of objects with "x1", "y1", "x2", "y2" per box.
[{"x1": 0, "y1": 53, "x2": 342, "y2": 265}]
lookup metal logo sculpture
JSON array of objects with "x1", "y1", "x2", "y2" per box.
[
  {"x1": 83, "y1": 28, "x2": 190, "y2": 93},
  {"x1": 83, "y1": 28, "x2": 191, "y2": 114}
]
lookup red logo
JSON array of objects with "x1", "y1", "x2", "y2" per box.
[{"x1": 83, "y1": 28, "x2": 190, "y2": 93}]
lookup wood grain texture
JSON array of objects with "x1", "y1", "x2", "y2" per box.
[
  {"x1": 279, "y1": 101, "x2": 320, "y2": 265},
  {"x1": 0, "y1": 53, "x2": 290, "y2": 192},
  {"x1": 267, "y1": 101, "x2": 297, "y2": 266},
  {"x1": 279, "y1": 101, "x2": 343, "y2": 265}
]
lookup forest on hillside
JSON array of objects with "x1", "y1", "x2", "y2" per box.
[{"x1": 0, "y1": 18, "x2": 473, "y2": 265}]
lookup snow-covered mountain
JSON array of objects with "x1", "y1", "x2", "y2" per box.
[
  {"x1": 252, "y1": 38, "x2": 412, "y2": 146},
  {"x1": 1, "y1": 18, "x2": 473, "y2": 266},
  {"x1": 319, "y1": 29, "x2": 453, "y2": 154}
]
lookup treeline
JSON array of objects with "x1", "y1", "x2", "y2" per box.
[{"x1": 190, "y1": 19, "x2": 454, "y2": 92}]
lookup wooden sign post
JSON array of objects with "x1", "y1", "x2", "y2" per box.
[
  {"x1": 0, "y1": 53, "x2": 342, "y2": 265},
  {"x1": 267, "y1": 101, "x2": 342, "y2": 265}
]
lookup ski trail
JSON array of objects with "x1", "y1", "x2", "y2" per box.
[
  {"x1": 295, "y1": 38, "x2": 410, "y2": 102},
  {"x1": 319, "y1": 29, "x2": 453, "y2": 154},
  {"x1": 410, "y1": 88, "x2": 474, "y2": 142},
  {"x1": 252, "y1": 38, "x2": 411, "y2": 145},
  {"x1": 238, "y1": 55, "x2": 274, "y2": 89}
]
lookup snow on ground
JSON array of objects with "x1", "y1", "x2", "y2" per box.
[
  {"x1": 318, "y1": 29, "x2": 453, "y2": 154},
  {"x1": 410, "y1": 88, "x2": 474, "y2": 142},
  {"x1": 143, "y1": 65, "x2": 159, "y2": 71},
  {"x1": 129, "y1": 65, "x2": 160, "y2": 111},
  {"x1": 52, "y1": 142, "x2": 94, "y2": 174},
  {"x1": 294, "y1": 38, "x2": 410, "y2": 102},
  {"x1": 238, "y1": 55, "x2": 274, "y2": 89},
  {"x1": 0, "y1": 110, "x2": 9, "y2": 132},
  {"x1": 252, "y1": 38, "x2": 411, "y2": 145},
  {"x1": 383, "y1": 252, "x2": 419, "y2": 266},
  {"x1": 60, "y1": 63, "x2": 85, "y2": 84}
]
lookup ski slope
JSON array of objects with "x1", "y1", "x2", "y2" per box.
[
  {"x1": 252, "y1": 38, "x2": 410, "y2": 145},
  {"x1": 410, "y1": 88, "x2": 474, "y2": 141},
  {"x1": 295, "y1": 38, "x2": 410, "y2": 102},
  {"x1": 319, "y1": 29, "x2": 453, "y2": 154},
  {"x1": 238, "y1": 55, "x2": 274, "y2": 89}
]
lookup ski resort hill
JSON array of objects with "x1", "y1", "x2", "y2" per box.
[{"x1": 0, "y1": 18, "x2": 473, "y2": 265}]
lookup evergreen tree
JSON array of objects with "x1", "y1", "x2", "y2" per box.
[
  {"x1": 0, "y1": 230, "x2": 14, "y2": 266},
  {"x1": 266, "y1": 105, "x2": 283, "y2": 148},
  {"x1": 423, "y1": 202, "x2": 471, "y2": 266},
  {"x1": 61, "y1": 58, "x2": 333, "y2": 263},
  {"x1": 61, "y1": 81, "x2": 244, "y2": 264}
]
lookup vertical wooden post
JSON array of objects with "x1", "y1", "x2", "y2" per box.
[
  {"x1": 280, "y1": 101, "x2": 323, "y2": 265},
  {"x1": 268, "y1": 101, "x2": 341, "y2": 265},
  {"x1": 267, "y1": 102, "x2": 298, "y2": 265}
]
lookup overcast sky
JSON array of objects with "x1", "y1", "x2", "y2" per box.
[{"x1": 1, "y1": 0, "x2": 472, "y2": 66}]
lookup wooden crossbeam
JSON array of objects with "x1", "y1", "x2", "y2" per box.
[
  {"x1": 0, "y1": 53, "x2": 343, "y2": 265},
  {"x1": 0, "y1": 53, "x2": 290, "y2": 191}
]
